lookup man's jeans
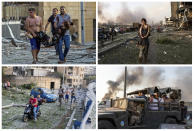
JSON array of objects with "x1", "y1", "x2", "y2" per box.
[
  {"x1": 71, "y1": 96, "x2": 76, "y2": 103},
  {"x1": 55, "y1": 44, "x2": 59, "y2": 54},
  {"x1": 58, "y1": 35, "x2": 70, "y2": 61},
  {"x1": 33, "y1": 107, "x2": 38, "y2": 120},
  {"x1": 36, "y1": 106, "x2": 40, "y2": 113},
  {"x1": 52, "y1": 31, "x2": 59, "y2": 54}
]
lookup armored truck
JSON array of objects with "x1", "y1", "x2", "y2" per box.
[{"x1": 98, "y1": 87, "x2": 188, "y2": 129}]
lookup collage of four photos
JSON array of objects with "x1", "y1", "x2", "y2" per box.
[{"x1": 1, "y1": 1, "x2": 192, "y2": 129}]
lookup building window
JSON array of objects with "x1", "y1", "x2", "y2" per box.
[{"x1": 67, "y1": 79, "x2": 72, "y2": 83}]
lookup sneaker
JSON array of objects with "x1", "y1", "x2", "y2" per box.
[{"x1": 34, "y1": 118, "x2": 37, "y2": 122}]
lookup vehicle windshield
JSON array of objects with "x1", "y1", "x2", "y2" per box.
[{"x1": 41, "y1": 88, "x2": 52, "y2": 94}]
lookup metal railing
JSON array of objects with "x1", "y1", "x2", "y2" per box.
[
  {"x1": 148, "y1": 102, "x2": 180, "y2": 111},
  {"x1": 80, "y1": 82, "x2": 96, "y2": 129}
]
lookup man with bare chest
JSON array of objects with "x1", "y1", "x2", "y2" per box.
[{"x1": 25, "y1": 8, "x2": 43, "y2": 64}]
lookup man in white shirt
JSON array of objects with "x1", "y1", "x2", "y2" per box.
[{"x1": 149, "y1": 94, "x2": 158, "y2": 111}]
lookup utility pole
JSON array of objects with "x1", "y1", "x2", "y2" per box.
[
  {"x1": 124, "y1": 66, "x2": 127, "y2": 98},
  {"x1": 62, "y1": 68, "x2": 65, "y2": 88},
  {"x1": 81, "y1": 2, "x2": 85, "y2": 44}
]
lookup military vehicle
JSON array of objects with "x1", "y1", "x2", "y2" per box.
[{"x1": 98, "y1": 87, "x2": 188, "y2": 129}]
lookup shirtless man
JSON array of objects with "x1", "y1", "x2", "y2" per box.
[
  {"x1": 65, "y1": 89, "x2": 70, "y2": 103},
  {"x1": 25, "y1": 8, "x2": 43, "y2": 64}
]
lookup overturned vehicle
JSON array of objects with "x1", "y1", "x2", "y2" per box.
[{"x1": 98, "y1": 87, "x2": 190, "y2": 129}]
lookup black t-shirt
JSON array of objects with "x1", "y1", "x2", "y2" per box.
[{"x1": 48, "y1": 15, "x2": 56, "y2": 33}]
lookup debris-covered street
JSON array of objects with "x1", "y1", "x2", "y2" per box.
[
  {"x1": 2, "y1": 88, "x2": 68, "y2": 129},
  {"x1": 2, "y1": 66, "x2": 96, "y2": 129},
  {"x1": 2, "y1": 84, "x2": 96, "y2": 129},
  {"x1": 2, "y1": 2, "x2": 96, "y2": 64},
  {"x1": 2, "y1": 39, "x2": 96, "y2": 64},
  {"x1": 98, "y1": 1, "x2": 192, "y2": 64}
]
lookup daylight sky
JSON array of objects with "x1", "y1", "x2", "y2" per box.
[
  {"x1": 97, "y1": 66, "x2": 192, "y2": 102},
  {"x1": 99, "y1": 2, "x2": 171, "y2": 24}
]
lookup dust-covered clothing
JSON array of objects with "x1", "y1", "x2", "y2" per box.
[
  {"x1": 48, "y1": 15, "x2": 57, "y2": 34},
  {"x1": 140, "y1": 26, "x2": 150, "y2": 46},
  {"x1": 139, "y1": 25, "x2": 150, "y2": 60},
  {"x1": 54, "y1": 14, "x2": 72, "y2": 36},
  {"x1": 128, "y1": 102, "x2": 141, "y2": 125}
]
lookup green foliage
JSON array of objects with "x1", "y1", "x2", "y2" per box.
[{"x1": 20, "y1": 83, "x2": 36, "y2": 90}]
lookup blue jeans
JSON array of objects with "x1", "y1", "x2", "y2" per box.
[
  {"x1": 30, "y1": 38, "x2": 40, "y2": 50},
  {"x1": 52, "y1": 31, "x2": 59, "y2": 54},
  {"x1": 58, "y1": 35, "x2": 70, "y2": 61},
  {"x1": 71, "y1": 96, "x2": 76, "y2": 103},
  {"x1": 36, "y1": 106, "x2": 40, "y2": 113},
  {"x1": 55, "y1": 43, "x2": 59, "y2": 54},
  {"x1": 33, "y1": 107, "x2": 38, "y2": 120}
]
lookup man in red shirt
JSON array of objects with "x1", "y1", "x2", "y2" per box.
[{"x1": 29, "y1": 95, "x2": 38, "y2": 121}]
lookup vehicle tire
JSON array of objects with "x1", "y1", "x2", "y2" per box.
[
  {"x1": 165, "y1": 118, "x2": 177, "y2": 124},
  {"x1": 23, "y1": 114, "x2": 28, "y2": 122},
  {"x1": 98, "y1": 120, "x2": 115, "y2": 129}
]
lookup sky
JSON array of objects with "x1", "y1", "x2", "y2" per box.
[
  {"x1": 97, "y1": 66, "x2": 192, "y2": 102},
  {"x1": 99, "y1": 2, "x2": 171, "y2": 24}
]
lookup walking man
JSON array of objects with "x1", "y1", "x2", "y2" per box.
[
  {"x1": 58, "y1": 86, "x2": 64, "y2": 105},
  {"x1": 65, "y1": 88, "x2": 70, "y2": 103},
  {"x1": 71, "y1": 89, "x2": 76, "y2": 104},
  {"x1": 45, "y1": 8, "x2": 59, "y2": 55},
  {"x1": 54, "y1": 6, "x2": 72, "y2": 64},
  {"x1": 25, "y1": 8, "x2": 43, "y2": 64}
]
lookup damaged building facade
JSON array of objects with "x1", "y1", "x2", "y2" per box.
[
  {"x1": 2, "y1": 2, "x2": 96, "y2": 43},
  {"x1": 3, "y1": 67, "x2": 61, "y2": 90},
  {"x1": 3, "y1": 67, "x2": 86, "y2": 89},
  {"x1": 56, "y1": 67, "x2": 85, "y2": 88},
  {"x1": 171, "y1": 2, "x2": 192, "y2": 30}
]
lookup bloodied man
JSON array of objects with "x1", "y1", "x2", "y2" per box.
[
  {"x1": 54, "y1": 6, "x2": 72, "y2": 64},
  {"x1": 25, "y1": 8, "x2": 44, "y2": 64}
]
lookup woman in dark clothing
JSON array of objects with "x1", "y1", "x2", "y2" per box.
[{"x1": 139, "y1": 18, "x2": 150, "y2": 63}]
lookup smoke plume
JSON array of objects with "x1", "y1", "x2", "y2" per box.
[
  {"x1": 98, "y1": 3, "x2": 114, "y2": 24},
  {"x1": 102, "y1": 67, "x2": 145, "y2": 100},
  {"x1": 173, "y1": 68, "x2": 192, "y2": 101},
  {"x1": 99, "y1": 2, "x2": 149, "y2": 25},
  {"x1": 102, "y1": 67, "x2": 192, "y2": 102},
  {"x1": 115, "y1": 3, "x2": 147, "y2": 25}
]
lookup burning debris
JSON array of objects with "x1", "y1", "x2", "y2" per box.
[
  {"x1": 102, "y1": 80, "x2": 121, "y2": 100},
  {"x1": 103, "y1": 67, "x2": 144, "y2": 100}
]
